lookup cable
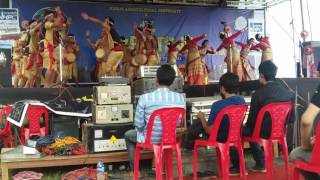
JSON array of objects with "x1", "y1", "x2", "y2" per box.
[
  {"x1": 305, "y1": 0, "x2": 313, "y2": 40},
  {"x1": 269, "y1": 14, "x2": 300, "y2": 47}
]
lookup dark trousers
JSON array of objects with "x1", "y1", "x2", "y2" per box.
[
  {"x1": 230, "y1": 126, "x2": 265, "y2": 168},
  {"x1": 183, "y1": 119, "x2": 229, "y2": 149}
]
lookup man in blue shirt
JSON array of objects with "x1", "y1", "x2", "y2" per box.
[
  {"x1": 183, "y1": 72, "x2": 246, "y2": 149},
  {"x1": 124, "y1": 64, "x2": 186, "y2": 175}
]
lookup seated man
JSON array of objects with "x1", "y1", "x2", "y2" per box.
[
  {"x1": 230, "y1": 61, "x2": 294, "y2": 175},
  {"x1": 124, "y1": 64, "x2": 186, "y2": 175},
  {"x1": 290, "y1": 83, "x2": 320, "y2": 180},
  {"x1": 183, "y1": 72, "x2": 246, "y2": 149}
]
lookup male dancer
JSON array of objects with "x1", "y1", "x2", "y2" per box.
[{"x1": 63, "y1": 34, "x2": 80, "y2": 82}]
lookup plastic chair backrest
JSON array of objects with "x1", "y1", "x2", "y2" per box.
[
  {"x1": 0, "y1": 105, "x2": 13, "y2": 135},
  {"x1": 208, "y1": 105, "x2": 248, "y2": 143},
  {"x1": 251, "y1": 102, "x2": 293, "y2": 139},
  {"x1": 310, "y1": 123, "x2": 320, "y2": 165},
  {"x1": 144, "y1": 107, "x2": 185, "y2": 145},
  {"x1": 25, "y1": 105, "x2": 48, "y2": 133}
]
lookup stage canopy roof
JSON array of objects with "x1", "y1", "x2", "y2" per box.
[{"x1": 67, "y1": 0, "x2": 288, "y2": 9}]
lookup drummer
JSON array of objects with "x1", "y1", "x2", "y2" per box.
[
  {"x1": 63, "y1": 34, "x2": 80, "y2": 83},
  {"x1": 24, "y1": 19, "x2": 43, "y2": 88},
  {"x1": 42, "y1": 12, "x2": 62, "y2": 88},
  {"x1": 85, "y1": 30, "x2": 106, "y2": 78}
]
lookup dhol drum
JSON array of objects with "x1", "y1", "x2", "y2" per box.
[
  {"x1": 65, "y1": 53, "x2": 76, "y2": 63},
  {"x1": 95, "y1": 48, "x2": 106, "y2": 60}
]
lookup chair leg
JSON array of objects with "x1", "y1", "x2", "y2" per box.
[
  {"x1": 175, "y1": 145, "x2": 183, "y2": 180},
  {"x1": 154, "y1": 146, "x2": 163, "y2": 180},
  {"x1": 193, "y1": 145, "x2": 198, "y2": 180},
  {"x1": 262, "y1": 141, "x2": 274, "y2": 180},
  {"x1": 281, "y1": 139, "x2": 290, "y2": 179},
  {"x1": 217, "y1": 145, "x2": 230, "y2": 180},
  {"x1": 237, "y1": 144, "x2": 247, "y2": 180},
  {"x1": 216, "y1": 147, "x2": 222, "y2": 178},
  {"x1": 293, "y1": 167, "x2": 300, "y2": 180},
  {"x1": 164, "y1": 148, "x2": 173, "y2": 180},
  {"x1": 133, "y1": 147, "x2": 141, "y2": 180}
]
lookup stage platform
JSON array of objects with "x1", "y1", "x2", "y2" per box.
[{"x1": 0, "y1": 78, "x2": 317, "y2": 106}]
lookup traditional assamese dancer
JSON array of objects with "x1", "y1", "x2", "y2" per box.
[
  {"x1": 235, "y1": 38, "x2": 256, "y2": 81},
  {"x1": 167, "y1": 40, "x2": 181, "y2": 65},
  {"x1": 24, "y1": 20, "x2": 43, "y2": 88},
  {"x1": 144, "y1": 24, "x2": 160, "y2": 66},
  {"x1": 179, "y1": 34, "x2": 207, "y2": 85},
  {"x1": 63, "y1": 34, "x2": 80, "y2": 82},
  {"x1": 121, "y1": 37, "x2": 137, "y2": 83},
  {"x1": 251, "y1": 33, "x2": 273, "y2": 62},
  {"x1": 198, "y1": 39, "x2": 215, "y2": 84},
  {"x1": 132, "y1": 24, "x2": 147, "y2": 66},
  {"x1": 216, "y1": 28, "x2": 245, "y2": 73},
  {"x1": 81, "y1": 12, "x2": 115, "y2": 76}
]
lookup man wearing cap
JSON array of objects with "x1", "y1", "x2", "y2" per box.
[{"x1": 229, "y1": 61, "x2": 294, "y2": 175}]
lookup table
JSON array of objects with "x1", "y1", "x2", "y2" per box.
[{"x1": 1, "y1": 149, "x2": 153, "y2": 180}]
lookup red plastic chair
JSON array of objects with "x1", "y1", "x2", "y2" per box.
[
  {"x1": 134, "y1": 107, "x2": 185, "y2": 180},
  {"x1": 242, "y1": 102, "x2": 293, "y2": 180},
  {"x1": 20, "y1": 105, "x2": 49, "y2": 144},
  {"x1": 193, "y1": 105, "x2": 248, "y2": 180},
  {"x1": 293, "y1": 123, "x2": 320, "y2": 180},
  {"x1": 0, "y1": 105, "x2": 14, "y2": 147}
]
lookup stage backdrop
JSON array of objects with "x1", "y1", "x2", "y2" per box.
[{"x1": 12, "y1": 0, "x2": 253, "y2": 82}]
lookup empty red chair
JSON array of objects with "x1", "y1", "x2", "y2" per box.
[
  {"x1": 193, "y1": 105, "x2": 248, "y2": 180},
  {"x1": 20, "y1": 105, "x2": 49, "y2": 143},
  {"x1": 0, "y1": 106, "x2": 13, "y2": 147},
  {"x1": 0, "y1": 105, "x2": 14, "y2": 147},
  {"x1": 293, "y1": 123, "x2": 320, "y2": 180},
  {"x1": 242, "y1": 102, "x2": 293, "y2": 179},
  {"x1": 134, "y1": 107, "x2": 185, "y2": 180}
]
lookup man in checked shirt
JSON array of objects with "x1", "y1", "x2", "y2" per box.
[{"x1": 124, "y1": 64, "x2": 186, "y2": 176}]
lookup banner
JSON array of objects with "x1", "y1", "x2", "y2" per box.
[
  {"x1": 0, "y1": 8, "x2": 20, "y2": 35},
  {"x1": 13, "y1": 0, "x2": 254, "y2": 81}
]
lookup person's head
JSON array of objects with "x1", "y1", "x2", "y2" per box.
[
  {"x1": 20, "y1": 20, "x2": 29, "y2": 30},
  {"x1": 219, "y1": 32, "x2": 226, "y2": 40},
  {"x1": 258, "y1": 60, "x2": 277, "y2": 84},
  {"x1": 184, "y1": 35, "x2": 191, "y2": 42},
  {"x1": 156, "y1": 64, "x2": 176, "y2": 87},
  {"x1": 104, "y1": 17, "x2": 114, "y2": 26},
  {"x1": 219, "y1": 72, "x2": 239, "y2": 98},
  {"x1": 248, "y1": 38, "x2": 255, "y2": 45},
  {"x1": 120, "y1": 36, "x2": 126, "y2": 45},
  {"x1": 167, "y1": 41, "x2": 173, "y2": 48},
  {"x1": 202, "y1": 39, "x2": 209, "y2": 47},
  {"x1": 255, "y1": 33, "x2": 263, "y2": 41},
  {"x1": 67, "y1": 33, "x2": 76, "y2": 42}
]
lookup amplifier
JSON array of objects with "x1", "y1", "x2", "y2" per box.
[
  {"x1": 92, "y1": 104, "x2": 133, "y2": 124},
  {"x1": 82, "y1": 123, "x2": 133, "y2": 153},
  {"x1": 133, "y1": 77, "x2": 183, "y2": 95},
  {"x1": 93, "y1": 85, "x2": 131, "y2": 105},
  {"x1": 137, "y1": 65, "x2": 178, "y2": 78},
  {"x1": 98, "y1": 76, "x2": 129, "y2": 85}
]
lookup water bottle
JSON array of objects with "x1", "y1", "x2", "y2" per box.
[{"x1": 96, "y1": 160, "x2": 105, "y2": 180}]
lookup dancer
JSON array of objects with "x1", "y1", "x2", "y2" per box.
[
  {"x1": 42, "y1": 12, "x2": 61, "y2": 87},
  {"x1": 132, "y1": 24, "x2": 147, "y2": 66},
  {"x1": 235, "y1": 38, "x2": 256, "y2": 81},
  {"x1": 251, "y1": 34, "x2": 273, "y2": 62},
  {"x1": 24, "y1": 20, "x2": 43, "y2": 88},
  {"x1": 121, "y1": 37, "x2": 137, "y2": 83},
  {"x1": 17, "y1": 20, "x2": 30, "y2": 88},
  {"x1": 12, "y1": 39, "x2": 23, "y2": 88},
  {"x1": 144, "y1": 24, "x2": 160, "y2": 66},
  {"x1": 85, "y1": 30, "x2": 106, "y2": 78},
  {"x1": 167, "y1": 40, "x2": 181, "y2": 65},
  {"x1": 216, "y1": 28, "x2": 245, "y2": 73},
  {"x1": 63, "y1": 34, "x2": 80, "y2": 82},
  {"x1": 179, "y1": 34, "x2": 207, "y2": 85},
  {"x1": 199, "y1": 39, "x2": 215, "y2": 83}
]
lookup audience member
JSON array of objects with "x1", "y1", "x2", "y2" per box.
[
  {"x1": 290, "y1": 84, "x2": 320, "y2": 180},
  {"x1": 124, "y1": 64, "x2": 186, "y2": 175},
  {"x1": 230, "y1": 61, "x2": 294, "y2": 175}
]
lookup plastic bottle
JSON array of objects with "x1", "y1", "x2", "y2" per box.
[{"x1": 96, "y1": 160, "x2": 105, "y2": 180}]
